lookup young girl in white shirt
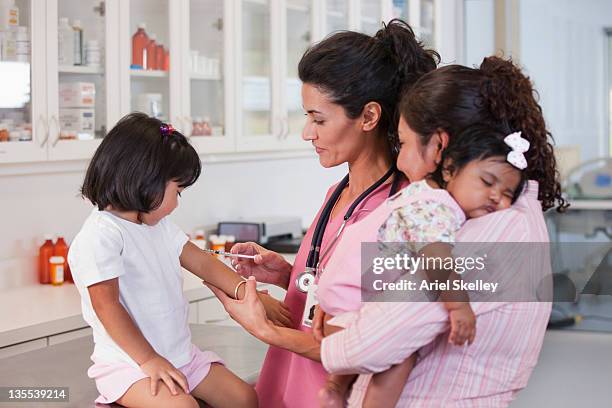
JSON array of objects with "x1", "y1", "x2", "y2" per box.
[{"x1": 69, "y1": 113, "x2": 285, "y2": 407}]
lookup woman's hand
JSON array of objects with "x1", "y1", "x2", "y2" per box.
[
  {"x1": 230, "y1": 242, "x2": 292, "y2": 288},
  {"x1": 207, "y1": 277, "x2": 275, "y2": 340},
  {"x1": 139, "y1": 354, "x2": 190, "y2": 396},
  {"x1": 312, "y1": 306, "x2": 343, "y2": 342},
  {"x1": 312, "y1": 306, "x2": 326, "y2": 342},
  {"x1": 259, "y1": 291, "x2": 293, "y2": 328}
]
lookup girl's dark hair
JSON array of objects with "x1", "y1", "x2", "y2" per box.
[
  {"x1": 430, "y1": 124, "x2": 526, "y2": 203},
  {"x1": 81, "y1": 112, "x2": 201, "y2": 212},
  {"x1": 298, "y1": 18, "x2": 440, "y2": 160},
  {"x1": 400, "y1": 56, "x2": 567, "y2": 212}
]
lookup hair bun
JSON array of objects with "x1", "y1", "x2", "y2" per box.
[{"x1": 375, "y1": 19, "x2": 439, "y2": 91}]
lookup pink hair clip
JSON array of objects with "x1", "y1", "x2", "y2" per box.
[{"x1": 160, "y1": 123, "x2": 175, "y2": 136}]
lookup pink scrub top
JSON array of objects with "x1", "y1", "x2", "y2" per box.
[
  {"x1": 255, "y1": 177, "x2": 407, "y2": 408},
  {"x1": 317, "y1": 180, "x2": 466, "y2": 317}
]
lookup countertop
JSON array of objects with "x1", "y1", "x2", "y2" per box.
[
  {"x1": 0, "y1": 252, "x2": 296, "y2": 348},
  {"x1": 0, "y1": 324, "x2": 268, "y2": 408},
  {"x1": 512, "y1": 329, "x2": 612, "y2": 407},
  {"x1": 0, "y1": 270, "x2": 215, "y2": 348}
]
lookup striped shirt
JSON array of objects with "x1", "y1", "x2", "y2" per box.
[{"x1": 320, "y1": 181, "x2": 552, "y2": 407}]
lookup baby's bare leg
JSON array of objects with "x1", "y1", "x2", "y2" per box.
[
  {"x1": 319, "y1": 374, "x2": 357, "y2": 408},
  {"x1": 363, "y1": 354, "x2": 416, "y2": 408}
]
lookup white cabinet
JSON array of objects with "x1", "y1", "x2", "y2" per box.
[
  {"x1": 180, "y1": 0, "x2": 235, "y2": 153},
  {"x1": 0, "y1": 0, "x2": 120, "y2": 164},
  {"x1": 1, "y1": 0, "x2": 431, "y2": 165},
  {"x1": 47, "y1": 327, "x2": 92, "y2": 345},
  {"x1": 0, "y1": 338, "x2": 47, "y2": 359},
  {"x1": 235, "y1": 0, "x2": 315, "y2": 152},
  {"x1": 197, "y1": 296, "x2": 230, "y2": 324}
]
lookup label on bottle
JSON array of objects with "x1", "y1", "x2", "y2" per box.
[
  {"x1": 53, "y1": 265, "x2": 64, "y2": 283},
  {"x1": 8, "y1": 9, "x2": 18, "y2": 27}
]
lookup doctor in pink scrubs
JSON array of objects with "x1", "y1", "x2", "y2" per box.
[
  {"x1": 228, "y1": 20, "x2": 439, "y2": 408},
  {"x1": 215, "y1": 57, "x2": 567, "y2": 406}
]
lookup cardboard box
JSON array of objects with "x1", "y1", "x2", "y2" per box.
[
  {"x1": 58, "y1": 82, "x2": 95, "y2": 108},
  {"x1": 59, "y1": 108, "x2": 95, "y2": 140}
]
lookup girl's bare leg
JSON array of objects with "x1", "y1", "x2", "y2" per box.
[
  {"x1": 363, "y1": 354, "x2": 416, "y2": 408},
  {"x1": 319, "y1": 374, "x2": 357, "y2": 408}
]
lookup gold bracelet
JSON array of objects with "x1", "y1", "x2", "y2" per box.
[{"x1": 234, "y1": 279, "x2": 247, "y2": 300}]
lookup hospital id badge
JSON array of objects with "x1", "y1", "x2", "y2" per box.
[{"x1": 301, "y1": 283, "x2": 319, "y2": 328}]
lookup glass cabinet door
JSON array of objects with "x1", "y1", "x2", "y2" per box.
[
  {"x1": 360, "y1": 0, "x2": 382, "y2": 35},
  {"x1": 239, "y1": 0, "x2": 272, "y2": 142},
  {"x1": 326, "y1": 0, "x2": 349, "y2": 35},
  {"x1": 48, "y1": 0, "x2": 108, "y2": 160},
  {"x1": 392, "y1": 0, "x2": 435, "y2": 47},
  {"x1": 129, "y1": 0, "x2": 171, "y2": 122},
  {"x1": 0, "y1": 0, "x2": 46, "y2": 163},
  {"x1": 186, "y1": 0, "x2": 226, "y2": 141},
  {"x1": 284, "y1": 0, "x2": 311, "y2": 143}
]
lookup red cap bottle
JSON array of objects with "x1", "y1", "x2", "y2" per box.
[
  {"x1": 53, "y1": 237, "x2": 72, "y2": 283},
  {"x1": 38, "y1": 235, "x2": 54, "y2": 284}
]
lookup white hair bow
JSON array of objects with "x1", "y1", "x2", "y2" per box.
[{"x1": 504, "y1": 131, "x2": 530, "y2": 170}]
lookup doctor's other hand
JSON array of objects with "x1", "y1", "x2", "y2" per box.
[
  {"x1": 207, "y1": 277, "x2": 273, "y2": 339},
  {"x1": 259, "y1": 291, "x2": 293, "y2": 328},
  {"x1": 230, "y1": 242, "x2": 292, "y2": 288}
]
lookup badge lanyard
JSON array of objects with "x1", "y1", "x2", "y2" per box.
[{"x1": 295, "y1": 166, "x2": 401, "y2": 293}]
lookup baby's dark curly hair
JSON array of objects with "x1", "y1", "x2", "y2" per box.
[
  {"x1": 399, "y1": 56, "x2": 568, "y2": 212},
  {"x1": 429, "y1": 124, "x2": 527, "y2": 203}
]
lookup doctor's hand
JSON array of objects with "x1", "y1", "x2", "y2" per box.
[
  {"x1": 230, "y1": 242, "x2": 292, "y2": 289},
  {"x1": 207, "y1": 277, "x2": 274, "y2": 340}
]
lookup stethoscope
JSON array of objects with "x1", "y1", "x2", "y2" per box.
[{"x1": 295, "y1": 166, "x2": 402, "y2": 293}]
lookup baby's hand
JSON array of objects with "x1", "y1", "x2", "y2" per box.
[
  {"x1": 448, "y1": 304, "x2": 476, "y2": 346},
  {"x1": 140, "y1": 354, "x2": 189, "y2": 396}
]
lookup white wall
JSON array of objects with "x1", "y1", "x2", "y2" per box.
[
  {"x1": 0, "y1": 155, "x2": 346, "y2": 289},
  {"x1": 464, "y1": 0, "x2": 611, "y2": 161},
  {"x1": 464, "y1": 0, "x2": 494, "y2": 69},
  {"x1": 519, "y1": 0, "x2": 611, "y2": 160}
]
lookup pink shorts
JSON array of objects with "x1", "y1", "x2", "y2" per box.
[{"x1": 88, "y1": 344, "x2": 223, "y2": 405}]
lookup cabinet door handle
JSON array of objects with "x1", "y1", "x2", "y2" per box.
[
  {"x1": 38, "y1": 115, "x2": 49, "y2": 147},
  {"x1": 50, "y1": 115, "x2": 61, "y2": 147}
]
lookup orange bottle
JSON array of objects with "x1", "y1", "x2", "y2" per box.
[
  {"x1": 53, "y1": 237, "x2": 72, "y2": 283},
  {"x1": 131, "y1": 22, "x2": 148, "y2": 69},
  {"x1": 145, "y1": 34, "x2": 158, "y2": 70},
  {"x1": 163, "y1": 49, "x2": 170, "y2": 71},
  {"x1": 38, "y1": 235, "x2": 54, "y2": 284},
  {"x1": 156, "y1": 43, "x2": 164, "y2": 72},
  {"x1": 49, "y1": 256, "x2": 65, "y2": 286}
]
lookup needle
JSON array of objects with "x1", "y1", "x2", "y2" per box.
[{"x1": 203, "y1": 248, "x2": 256, "y2": 259}]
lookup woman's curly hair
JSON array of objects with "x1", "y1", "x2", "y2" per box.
[{"x1": 399, "y1": 56, "x2": 568, "y2": 212}]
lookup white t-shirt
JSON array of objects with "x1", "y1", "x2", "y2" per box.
[{"x1": 68, "y1": 209, "x2": 191, "y2": 368}]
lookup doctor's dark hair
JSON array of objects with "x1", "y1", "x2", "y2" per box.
[
  {"x1": 298, "y1": 19, "x2": 439, "y2": 159},
  {"x1": 399, "y1": 56, "x2": 567, "y2": 212},
  {"x1": 81, "y1": 112, "x2": 201, "y2": 212},
  {"x1": 429, "y1": 124, "x2": 527, "y2": 203}
]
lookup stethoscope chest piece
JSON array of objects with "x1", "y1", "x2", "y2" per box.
[{"x1": 296, "y1": 269, "x2": 316, "y2": 293}]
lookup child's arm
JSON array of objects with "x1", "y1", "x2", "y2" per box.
[
  {"x1": 420, "y1": 243, "x2": 476, "y2": 346},
  {"x1": 180, "y1": 241, "x2": 293, "y2": 327},
  {"x1": 88, "y1": 278, "x2": 189, "y2": 396}
]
